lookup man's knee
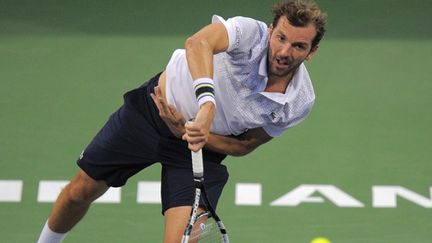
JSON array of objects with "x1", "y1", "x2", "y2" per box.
[{"x1": 63, "y1": 170, "x2": 108, "y2": 205}]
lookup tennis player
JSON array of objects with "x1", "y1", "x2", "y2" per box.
[{"x1": 37, "y1": 0, "x2": 327, "y2": 242}]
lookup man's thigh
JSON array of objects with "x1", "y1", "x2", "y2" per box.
[
  {"x1": 77, "y1": 106, "x2": 160, "y2": 187},
  {"x1": 160, "y1": 162, "x2": 229, "y2": 214}
]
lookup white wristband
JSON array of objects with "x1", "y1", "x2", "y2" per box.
[{"x1": 193, "y1": 78, "x2": 216, "y2": 107}]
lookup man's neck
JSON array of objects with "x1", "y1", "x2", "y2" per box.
[{"x1": 265, "y1": 72, "x2": 294, "y2": 93}]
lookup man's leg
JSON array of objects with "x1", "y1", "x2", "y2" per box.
[
  {"x1": 163, "y1": 206, "x2": 191, "y2": 243},
  {"x1": 37, "y1": 169, "x2": 109, "y2": 242},
  {"x1": 163, "y1": 206, "x2": 206, "y2": 243}
]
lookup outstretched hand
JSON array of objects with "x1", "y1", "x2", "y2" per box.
[{"x1": 150, "y1": 86, "x2": 186, "y2": 138}]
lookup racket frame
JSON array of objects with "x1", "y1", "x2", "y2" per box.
[{"x1": 181, "y1": 149, "x2": 229, "y2": 243}]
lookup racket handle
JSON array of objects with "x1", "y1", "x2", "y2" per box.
[{"x1": 191, "y1": 149, "x2": 204, "y2": 177}]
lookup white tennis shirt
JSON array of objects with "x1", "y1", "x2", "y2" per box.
[{"x1": 165, "y1": 15, "x2": 315, "y2": 137}]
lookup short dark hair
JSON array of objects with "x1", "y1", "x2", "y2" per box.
[{"x1": 272, "y1": 0, "x2": 327, "y2": 49}]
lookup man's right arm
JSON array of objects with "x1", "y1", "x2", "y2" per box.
[{"x1": 180, "y1": 22, "x2": 230, "y2": 152}]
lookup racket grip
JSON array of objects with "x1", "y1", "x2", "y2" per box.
[{"x1": 191, "y1": 149, "x2": 204, "y2": 176}]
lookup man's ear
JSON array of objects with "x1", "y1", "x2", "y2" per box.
[
  {"x1": 305, "y1": 44, "x2": 319, "y2": 61},
  {"x1": 268, "y1": 23, "x2": 274, "y2": 37}
]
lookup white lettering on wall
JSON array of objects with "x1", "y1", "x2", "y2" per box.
[
  {"x1": 0, "y1": 180, "x2": 23, "y2": 202},
  {"x1": 1, "y1": 180, "x2": 432, "y2": 209},
  {"x1": 270, "y1": 184, "x2": 364, "y2": 207},
  {"x1": 235, "y1": 183, "x2": 262, "y2": 206},
  {"x1": 373, "y1": 186, "x2": 432, "y2": 208},
  {"x1": 37, "y1": 180, "x2": 121, "y2": 203}
]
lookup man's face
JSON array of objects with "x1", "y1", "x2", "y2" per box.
[{"x1": 268, "y1": 16, "x2": 318, "y2": 79}]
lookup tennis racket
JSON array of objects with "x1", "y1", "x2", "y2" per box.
[{"x1": 181, "y1": 149, "x2": 229, "y2": 243}]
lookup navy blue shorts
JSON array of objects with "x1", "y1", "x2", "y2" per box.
[{"x1": 77, "y1": 72, "x2": 228, "y2": 213}]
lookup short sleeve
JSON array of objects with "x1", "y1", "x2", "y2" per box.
[{"x1": 212, "y1": 15, "x2": 267, "y2": 54}]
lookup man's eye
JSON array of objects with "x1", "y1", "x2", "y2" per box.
[{"x1": 294, "y1": 44, "x2": 306, "y2": 50}]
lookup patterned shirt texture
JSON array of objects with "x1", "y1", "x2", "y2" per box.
[{"x1": 165, "y1": 15, "x2": 315, "y2": 137}]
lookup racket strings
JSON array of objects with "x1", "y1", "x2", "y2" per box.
[{"x1": 189, "y1": 217, "x2": 223, "y2": 243}]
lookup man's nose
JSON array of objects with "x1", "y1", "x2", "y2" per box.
[{"x1": 279, "y1": 44, "x2": 292, "y2": 57}]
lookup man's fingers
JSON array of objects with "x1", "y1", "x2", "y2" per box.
[
  {"x1": 187, "y1": 136, "x2": 206, "y2": 144},
  {"x1": 188, "y1": 144, "x2": 198, "y2": 152},
  {"x1": 183, "y1": 121, "x2": 208, "y2": 151},
  {"x1": 188, "y1": 142, "x2": 205, "y2": 152},
  {"x1": 185, "y1": 122, "x2": 202, "y2": 131},
  {"x1": 150, "y1": 93, "x2": 164, "y2": 113},
  {"x1": 169, "y1": 105, "x2": 185, "y2": 122},
  {"x1": 185, "y1": 124, "x2": 205, "y2": 135},
  {"x1": 184, "y1": 130, "x2": 203, "y2": 137},
  {"x1": 155, "y1": 85, "x2": 163, "y2": 97},
  {"x1": 182, "y1": 133, "x2": 206, "y2": 143},
  {"x1": 153, "y1": 86, "x2": 173, "y2": 117}
]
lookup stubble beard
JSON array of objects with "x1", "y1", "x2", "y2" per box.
[{"x1": 267, "y1": 49, "x2": 303, "y2": 80}]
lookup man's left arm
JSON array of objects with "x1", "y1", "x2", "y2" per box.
[
  {"x1": 206, "y1": 128, "x2": 272, "y2": 156},
  {"x1": 151, "y1": 87, "x2": 272, "y2": 156}
]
